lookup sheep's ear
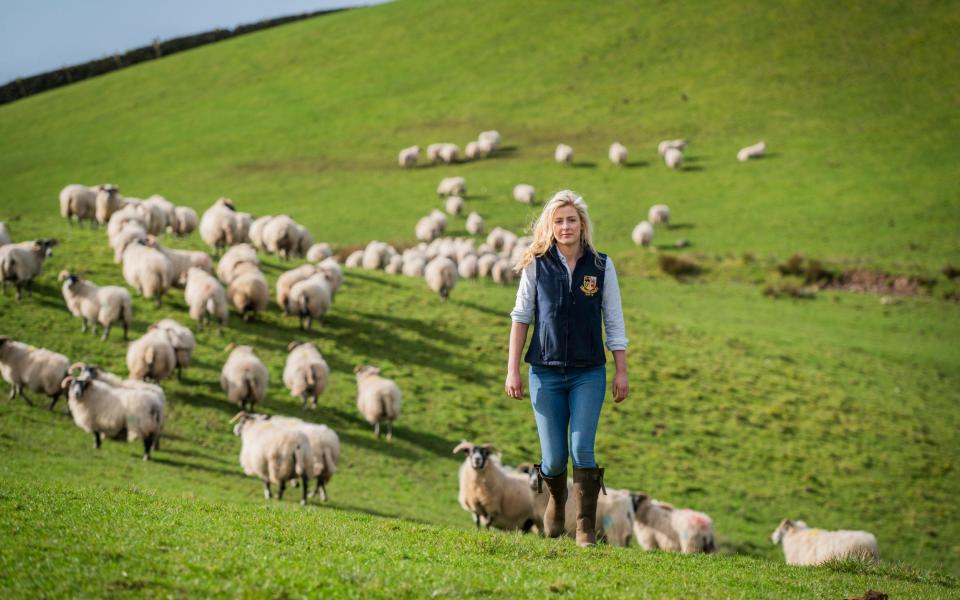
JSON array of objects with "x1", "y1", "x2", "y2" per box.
[
  {"x1": 452, "y1": 441, "x2": 472, "y2": 454},
  {"x1": 630, "y1": 492, "x2": 648, "y2": 512},
  {"x1": 287, "y1": 341, "x2": 301, "y2": 352},
  {"x1": 58, "y1": 270, "x2": 69, "y2": 283},
  {"x1": 516, "y1": 463, "x2": 534, "y2": 474},
  {"x1": 0, "y1": 336, "x2": 9, "y2": 346},
  {"x1": 353, "y1": 365, "x2": 363, "y2": 374},
  {"x1": 224, "y1": 343, "x2": 236, "y2": 353}
]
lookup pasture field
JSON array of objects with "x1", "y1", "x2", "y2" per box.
[{"x1": 1, "y1": 0, "x2": 959, "y2": 597}]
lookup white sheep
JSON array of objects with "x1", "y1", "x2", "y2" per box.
[
  {"x1": 227, "y1": 265, "x2": 269, "y2": 321},
  {"x1": 454, "y1": 442, "x2": 535, "y2": 532},
  {"x1": 438, "y1": 143, "x2": 460, "y2": 164},
  {"x1": 664, "y1": 147, "x2": 683, "y2": 169},
  {"x1": 437, "y1": 176, "x2": 466, "y2": 198},
  {"x1": 58, "y1": 271, "x2": 132, "y2": 341},
  {"x1": 445, "y1": 195, "x2": 464, "y2": 216},
  {"x1": 317, "y1": 257, "x2": 344, "y2": 297},
  {"x1": 126, "y1": 329, "x2": 177, "y2": 382},
  {"x1": 401, "y1": 256, "x2": 426, "y2": 277},
  {"x1": 199, "y1": 198, "x2": 241, "y2": 256},
  {"x1": 235, "y1": 212, "x2": 253, "y2": 244},
  {"x1": 306, "y1": 242, "x2": 333, "y2": 262},
  {"x1": 491, "y1": 259, "x2": 516, "y2": 285},
  {"x1": 631, "y1": 221, "x2": 654, "y2": 247},
  {"x1": 362, "y1": 240, "x2": 390, "y2": 270},
  {"x1": 216, "y1": 243, "x2": 259, "y2": 285},
  {"x1": 106, "y1": 203, "x2": 147, "y2": 240},
  {"x1": 109, "y1": 222, "x2": 147, "y2": 263},
  {"x1": 232, "y1": 413, "x2": 312, "y2": 505},
  {"x1": 184, "y1": 267, "x2": 228, "y2": 329},
  {"x1": 631, "y1": 493, "x2": 716, "y2": 553},
  {"x1": 465, "y1": 212, "x2": 484, "y2": 235},
  {"x1": 276, "y1": 264, "x2": 318, "y2": 314},
  {"x1": 658, "y1": 139, "x2": 688, "y2": 156},
  {"x1": 262, "y1": 215, "x2": 299, "y2": 260},
  {"x1": 268, "y1": 415, "x2": 340, "y2": 501},
  {"x1": 464, "y1": 141, "x2": 482, "y2": 160},
  {"x1": 150, "y1": 319, "x2": 195, "y2": 381},
  {"x1": 771, "y1": 519, "x2": 878, "y2": 566},
  {"x1": 142, "y1": 195, "x2": 176, "y2": 234},
  {"x1": 221, "y1": 345, "x2": 268, "y2": 412},
  {"x1": 398, "y1": 145, "x2": 420, "y2": 168},
  {"x1": 415, "y1": 215, "x2": 443, "y2": 242},
  {"x1": 121, "y1": 241, "x2": 173, "y2": 307},
  {"x1": 424, "y1": 256, "x2": 457, "y2": 301},
  {"x1": 354, "y1": 364, "x2": 401, "y2": 439},
  {"x1": 648, "y1": 204, "x2": 671, "y2": 225},
  {"x1": 478, "y1": 130, "x2": 501, "y2": 151},
  {"x1": 477, "y1": 253, "x2": 498, "y2": 278},
  {"x1": 94, "y1": 184, "x2": 123, "y2": 225},
  {"x1": 738, "y1": 141, "x2": 766, "y2": 162},
  {"x1": 344, "y1": 249, "x2": 364, "y2": 268},
  {"x1": 248, "y1": 215, "x2": 272, "y2": 250},
  {"x1": 292, "y1": 223, "x2": 313, "y2": 258},
  {"x1": 172, "y1": 206, "x2": 198, "y2": 236},
  {"x1": 384, "y1": 255, "x2": 404, "y2": 275},
  {"x1": 283, "y1": 342, "x2": 330, "y2": 409},
  {"x1": 609, "y1": 142, "x2": 628, "y2": 166},
  {"x1": 62, "y1": 364, "x2": 165, "y2": 459},
  {"x1": 0, "y1": 336, "x2": 70, "y2": 409},
  {"x1": 0, "y1": 239, "x2": 59, "y2": 300},
  {"x1": 458, "y1": 254, "x2": 479, "y2": 279},
  {"x1": 288, "y1": 273, "x2": 332, "y2": 331},
  {"x1": 149, "y1": 239, "x2": 213, "y2": 286},
  {"x1": 0, "y1": 221, "x2": 10, "y2": 246},
  {"x1": 555, "y1": 144, "x2": 573, "y2": 164},
  {"x1": 513, "y1": 184, "x2": 536, "y2": 205},
  {"x1": 426, "y1": 143, "x2": 443, "y2": 163},
  {"x1": 59, "y1": 184, "x2": 99, "y2": 226}
]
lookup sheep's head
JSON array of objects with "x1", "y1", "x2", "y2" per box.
[
  {"x1": 218, "y1": 198, "x2": 236, "y2": 212},
  {"x1": 630, "y1": 492, "x2": 650, "y2": 514},
  {"x1": 62, "y1": 364, "x2": 98, "y2": 399},
  {"x1": 453, "y1": 441, "x2": 498, "y2": 470},
  {"x1": 354, "y1": 364, "x2": 380, "y2": 381},
  {"x1": 58, "y1": 271, "x2": 81, "y2": 288},
  {"x1": 230, "y1": 411, "x2": 268, "y2": 436},
  {"x1": 771, "y1": 518, "x2": 802, "y2": 545},
  {"x1": 287, "y1": 341, "x2": 302, "y2": 352},
  {"x1": 0, "y1": 336, "x2": 10, "y2": 349},
  {"x1": 515, "y1": 463, "x2": 540, "y2": 491}
]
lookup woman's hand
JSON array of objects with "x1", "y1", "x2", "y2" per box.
[
  {"x1": 612, "y1": 370, "x2": 629, "y2": 402},
  {"x1": 505, "y1": 369, "x2": 524, "y2": 399}
]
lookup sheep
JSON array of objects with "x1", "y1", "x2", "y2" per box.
[
  {"x1": 454, "y1": 442, "x2": 534, "y2": 532},
  {"x1": 222, "y1": 345, "x2": 268, "y2": 412},
  {"x1": 306, "y1": 242, "x2": 332, "y2": 262},
  {"x1": 248, "y1": 215, "x2": 272, "y2": 250},
  {"x1": 458, "y1": 254, "x2": 479, "y2": 279},
  {"x1": 109, "y1": 222, "x2": 147, "y2": 263},
  {"x1": 283, "y1": 341, "x2": 330, "y2": 409},
  {"x1": 362, "y1": 240, "x2": 390, "y2": 270},
  {"x1": 61, "y1": 363, "x2": 165, "y2": 459},
  {"x1": 344, "y1": 249, "x2": 364, "y2": 268},
  {"x1": 276, "y1": 264, "x2": 319, "y2": 314},
  {"x1": 664, "y1": 147, "x2": 683, "y2": 169},
  {"x1": 94, "y1": 184, "x2": 123, "y2": 225},
  {"x1": 425, "y1": 256, "x2": 457, "y2": 301},
  {"x1": 106, "y1": 203, "x2": 147, "y2": 240},
  {"x1": 738, "y1": 141, "x2": 766, "y2": 162},
  {"x1": 317, "y1": 257, "x2": 343, "y2": 297},
  {"x1": 429, "y1": 209, "x2": 449, "y2": 234},
  {"x1": 648, "y1": 204, "x2": 671, "y2": 225},
  {"x1": 415, "y1": 215, "x2": 443, "y2": 242},
  {"x1": 609, "y1": 142, "x2": 628, "y2": 166},
  {"x1": 398, "y1": 145, "x2": 420, "y2": 168},
  {"x1": 478, "y1": 130, "x2": 501, "y2": 152},
  {"x1": 772, "y1": 519, "x2": 878, "y2": 566},
  {"x1": 465, "y1": 212, "x2": 484, "y2": 236},
  {"x1": 382, "y1": 255, "x2": 401, "y2": 274},
  {"x1": 491, "y1": 259, "x2": 516, "y2": 285},
  {"x1": 445, "y1": 195, "x2": 464, "y2": 216},
  {"x1": 658, "y1": 139, "x2": 688, "y2": 156},
  {"x1": 437, "y1": 176, "x2": 466, "y2": 198},
  {"x1": 235, "y1": 212, "x2": 253, "y2": 244},
  {"x1": 148, "y1": 239, "x2": 213, "y2": 286},
  {"x1": 292, "y1": 223, "x2": 313, "y2": 258},
  {"x1": 631, "y1": 221, "x2": 654, "y2": 247},
  {"x1": 199, "y1": 198, "x2": 240, "y2": 256},
  {"x1": 0, "y1": 337, "x2": 70, "y2": 409},
  {"x1": 126, "y1": 328, "x2": 177, "y2": 382},
  {"x1": 630, "y1": 493, "x2": 716, "y2": 553},
  {"x1": 232, "y1": 412, "x2": 312, "y2": 504},
  {"x1": 142, "y1": 195, "x2": 176, "y2": 234},
  {"x1": 59, "y1": 184, "x2": 99, "y2": 226},
  {"x1": 172, "y1": 206, "x2": 198, "y2": 236},
  {"x1": 262, "y1": 215, "x2": 299, "y2": 259},
  {"x1": 438, "y1": 143, "x2": 460, "y2": 164},
  {"x1": 121, "y1": 241, "x2": 173, "y2": 307},
  {"x1": 512, "y1": 184, "x2": 536, "y2": 205},
  {"x1": 58, "y1": 271, "x2": 133, "y2": 341},
  {"x1": 288, "y1": 273, "x2": 333, "y2": 331},
  {"x1": 555, "y1": 144, "x2": 573, "y2": 164},
  {"x1": 183, "y1": 267, "x2": 228, "y2": 329},
  {"x1": 150, "y1": 319, "x2": 195, "y2": 380},
  {"x1": 486, "y1": 226, "x2": 517, "y2": 254},
  {"x1": 216, "y1": 243, "x2": 259, "y2": 285},
  {"x1": 0, "y1": 221, "x2": 10, "y2": 246},
  {"x1": 354, "y1": 365, "x2": 401, "y2": 439},
  {"x1": 268, "y1": 415, "x2": 340, "y2": 501},
  {"x1": 477, "y1": 253, "x2": 498, "y2": 278},
  {"x1": 401, "y1": 256, "x2": 426, "y2": 277},
  {"x1": 227, "y1": 265, "x2": 269, "y2": 321},
  {"x1": 464, "y1": 141, "x2": 481, "y2": 160},
  {"x1": 0, "y1": 239, "x2": 58, "y2": 299}
]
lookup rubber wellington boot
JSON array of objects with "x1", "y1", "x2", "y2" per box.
[
  {"x1": 572, "y1": 466, "x2": 606, "y2": 547},
  {"x1": 535, "y1": 464, "x2": 568, "y2": 538}
]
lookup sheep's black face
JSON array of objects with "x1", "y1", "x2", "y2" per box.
[
  {"x1": 66, "y1": 274, "x2": 80, "y2": 288},
  {"x1": 469, "y1": 447, "x2": 491, "y2": 470},
  {"x1": 69, "y1": 378, "x2": 89, "y2": 399}
]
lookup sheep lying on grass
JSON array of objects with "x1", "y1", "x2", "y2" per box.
[
  {"x1": 62, "y1": 364, "x2": 165, "y2": 460},
  {"x1": 59, "y1": 271, "x2": 133, "y2": 341},
  {"x1": 771, "y1": 519, "x2": 878, "y2": 566},
  {"x1": 232, "y1": 412, "x2": 312, "y2": 505},
  {"x1": 631, "y1": 493, "x2": 716, "y2": 553},
  {"x1": 0, "y1": 336, "x2": 70, "y2": 409},
  {"x1": 354, "y1": 365, "x2": 401, "y2": 439},
  {"x1": 0, "y1": 239, "x2": 58, "y2": 300},
  {"x1": 455, "y1": 442, "x2": 534, "y2": 532},
  {"x1": 268, "y1": 415, "x2": 340, "y2": 501},
  {"x1": 222, "y1": 345, "x2": 268, "y2": 413},
  {"x1": 283, "y1": 342, "x2": 329, "y2": 409}
]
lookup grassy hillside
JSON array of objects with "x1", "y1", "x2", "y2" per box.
[{"x1": 1, "y1": 0, "x2": 959, "y2": 596}]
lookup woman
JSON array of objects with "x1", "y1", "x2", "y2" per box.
[{"x1": 505, "y1": 190, "x2": 628, "y2": 547}]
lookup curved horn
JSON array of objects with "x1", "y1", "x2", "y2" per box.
[
  {"x1": 229, "y1": 411, "x2": 246, "y2": 424},
  {"x1": 68, "y1": 362, "x2": 85, "y2": 375},
  {"x1": 287, "y1": 341, "x2": 301, "y2": 352},
  {"x1": 452, "y1": 441, "x2": 472, "y2": 454},
  {"x1": 57, "y1": 270, "x2": 70, "y2": 283},
  {"x1": 60, "y1": 376, "x2": 73, "y2": 390},
  {"x1": 223, "y1": 343, "x2": 236, "y2": 353}
]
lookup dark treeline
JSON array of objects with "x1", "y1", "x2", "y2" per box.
[{"x1": 0, "y1": 8, "x2": 348, "y2": 105}]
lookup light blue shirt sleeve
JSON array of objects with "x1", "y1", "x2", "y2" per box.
[
  {"x1": 510, "y1": 261, "x2": 537, "y2": 324},
  {"x1": 602, "y1": 258, "x2": 628, "y2": 351}
]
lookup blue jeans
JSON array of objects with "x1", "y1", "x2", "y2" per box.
[{"x1": 529, "y1": 365, "x2": 606, "y2": 477}]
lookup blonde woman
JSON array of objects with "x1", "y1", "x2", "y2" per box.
[{"x1": 506, "y1": 190, "x2": 629, "y2": 547}]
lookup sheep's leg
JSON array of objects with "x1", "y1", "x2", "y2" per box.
[
  {"x1": 142, "y1": 434, "x2": 154, "y2": 460},
  {"x1": 19, "y1": 387, "x2": 32, "y2": 406},
  {"x1": 386, "y1": 422, "x2": 393, "y2": 441},
  {"x1": 154, "y1": 294, "x2": 161, "y2": 308},
  {"x1": 474, "y1": 513, "x2": 481, "y2": 529},
  {"x1": 373, "y1": 422, "x2": 380, "y2": 438},
  {"x1": 101, "y1": 323, "x2": 111, "y2": 342},
  {"x1": 311, "y1": 478, "x2": 327, "y2": 500},
  {"x1": 306, "y1": 315, "x2": 313, "y2": 331},
  {"x1": 7, "y1": 384, "x2": 15, "y2": 399},
  {"x1": 277, "y1": 481, "x2": 286, "y2": 500},
  {"x1": 93, "y1": 432, "x2": 101, "y2": 449},
  {"x1": 15, "y1": 284, "x2": 22, "y2": 301},
  {"x1": 47, "y1": 392, "x2": 61, "y2": 411},
  {"x1": 27, "y1": 281, "x2": 33, "y2": 297},
  {"x1": 91, "y1": 322, "x2": 98, "y2": 337},
  {"x1": 80, "y1": 319, "x2": 88, "y2": 333},
  {"x1": 311, "y1": 394, "x2": 318, "y2": 410},
  {"x1": 262, "y1": 480, "x2": 271, "y2": 500},
  {"x1": 301, "y1": 393, "x2": 308, "y2": 410},
  {"x1": 176, "y1": 365, "x2": 182, "y2": 382},
  {"x1": 300, "y1": 475, "x2": 309, "y2": 506}
]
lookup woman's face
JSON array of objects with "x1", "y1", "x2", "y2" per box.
[{"x1": 552, "y1": 204, "x2": 581, "y2": 246}]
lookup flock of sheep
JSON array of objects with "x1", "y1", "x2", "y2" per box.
[{"x1": 0, "y1": 129, "x2": 878, "y2": 567}]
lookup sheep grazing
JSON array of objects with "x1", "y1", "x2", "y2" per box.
[
  {"x1": 426, "y1": 143, "x2": 444, "y2": 163},
  {"x1": 648, "y1": 204, "x2": 671, "y2": 225},
  {"x1": 458, "y1": 254, "x2": 479, "y2": 279},
  {"x1": 738, "y1": 141, "x2": 766, "y2": 162},
  {"x1": 150, "y1": 319, "x2": 195, "y2": 380},
  {"x1": 402, "y1": 256, "x2": 426, "y2": 277},
  {"x1": 268, "y1": 415, "x2": 340, "y2": 501},
  {"x1": 454, "y1": 442, "x2": 534, "y2": 532},
  {"x1": 306, "y1": 242, "x2": 332, "y2": 262},
  {"x1": 62, "y1": 364, "x2": 165, "y2": 459},
  {"x1": 658, "y1": 139, "x2": 688, "y2": 156},
  {"x1": 288, "y1": 273, "x2": 333, "y2": 331},
  {"x1": 609, "y1": 142, "x2": 628, "y2": 166},
  {"x1": 185, "y1": 267, "x2": 228, "y2": 329},
  {"x1": 416, "y1": 215, "x2": 442, "y2": 242},
  {"x1": 631, "y1": 221, "x2": 654, "y2": 247},
  {"x1": 437, "y1": 176, "x2": 466, "y2": 198},
  {"x1": 94, "y1": 184, "x2": 123, "y2": 225},
  {"x1": 109, "y1": 222, "x2": 147, "y2": 263},
  {"x1": 227, "y1": 266, "x2": 269, "y2": 321},
  {"x1": 58, "y1": 271, "x2": 133, "y2": 341},
  {"x1": 262, "y1": 215, "x2": 299, "y2": 260},
  {"x1": 141, "y1": 195, "x2": 176, "y2": 235},
  {"x1": 0, "y1": 221, "x2": 10, "y2": 246},
  {"x1": 199, "y1": 198, "x2": 241, "y2": 256},
  {"x1": 491, "y1": 259, "x2": 516, "y2": 285},
  {"x1": 398, "y1": 145, "x2": 420, "y2": 168},
  {"x1": 772, "y1": 519, "x2": 879, "y2": 566},
  {"x1": 476, "y1": 253, "x2": 498, "y2": 278},
  {"x1": 663, "y1": 147, "x2": 683, "y2": 169},
  {"x1": 445, "y1": 195, "x2": 465, "y2": 216},
  {"x1": 384, "y1": 255, "x2": 404, "y2": 274},
  {"x1": 513, "y1": 184, "x2": 536, "y2": 205},
  {"x1": 59, "y1": 184, "x2": 99, "y2": 226},
  {"x1": 235, "y1": 212, "x2": 253, "y2": 244},
  {"x1": 465, "y1": 212, "x2": 484, "y2": 235},
  {"x1": 172, "y1": 206, "x2": 198, "y2": 236},
  {"x1": 276, "y1": 264, "x2": 319, "y2": 314},
  {"x1": 464, "y1": 141, "x2": 482, "y2": 160},
  {"x1": 555, "y1": 144, "x2": 573, "y2": 164},
  {"x1": 317, "y1": 257, "x2": 344, "y2": 297},
  {"x1": 631, "y1": 493, "x2": 716, "y2": 553},
  {"x1": 222, "y1": 345, "x2": 268, "y2": 412},
  {"x1": 0, "y1": 239, "x2": 58, "y2": 300},
  {"x1": 361, "y1": 240, "x2": 391, "y2": 270},
  {"x1": 292, "y1": 223, "x2": 313, "y2": 258},
  {"x1": 248, "y1": 215, "x2": 272, "y2": 250},
  {"x1": 425, "y1": 256, "x2": 457, "y2": 301},
  {"x1": 126, "y1": 329, "x2": 177, "y2": 383},
  {"x1": 121, "y1": 241, "x2": 173, "y2": 307},
  {"x1": 0, "y1": 336, "x2": 70, "y2": 409},
  {"x1": 354, "y1": 364, "x2": 402, "y2": 439},
  {"x1": 486, "y1": 226, "x2": 518, "y2": 255},
  {"x1": 344, "y1": 249, "x2": 364, "y2": 268},
  {"x1": 283, "y1": 342, "x2": 330, "y2": 409},
  {"x1": 438, "y1": 143, "x2": 460, "y2": 164},
  {"x1": 148, "y1": 238, "x2": 213, "y2": 286},
  {"x1": 107, "y1": 203, "x2": 147, "y2": 240},
  {"x1": 216, "y1": 243, "x2": 259, "y2": 285},
  {"x1": 232, "y1": 412, "x2": 313, "y2": 504},
  {"x1": 478, "y1": 130, "x2": 501, "y2": 152}
]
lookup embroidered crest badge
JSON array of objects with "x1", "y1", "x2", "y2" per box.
[{"x1": 580, "y1": 275, "x2": 598, "y2": 296}]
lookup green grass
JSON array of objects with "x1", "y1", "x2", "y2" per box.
[{"x1": 1, "y1": 0, "x2": 959, "y2": 596}]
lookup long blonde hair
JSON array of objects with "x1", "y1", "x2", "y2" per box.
[{"x1": 515, "y1": 190, "x2": 599, "y2": 271}]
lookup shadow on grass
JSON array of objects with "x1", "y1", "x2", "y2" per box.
[
  {"x1": 624, "y1": 160, "x2": 649, "y2": 169},
  {"x1": 668, "y1": 223, "x2": 696, "y2": 230},
  {"x1": 455, "y1": 299, "x2": 505, "y2": 319},
  {"x1": 328, "y1": 501, "x2": 432, "y2": 525},
  {"x1": 570, "y1": 161, "x2": 597, "y2": 169},
  {"x1": 346, "y1": 271, "x2": 403, "y2": 288},
  {"x1": 682, "y1": 165, "x2": 705, "y2": 172},
  {"x1": 152, "y1": 456, "x2": 246, "y2": 479}
]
